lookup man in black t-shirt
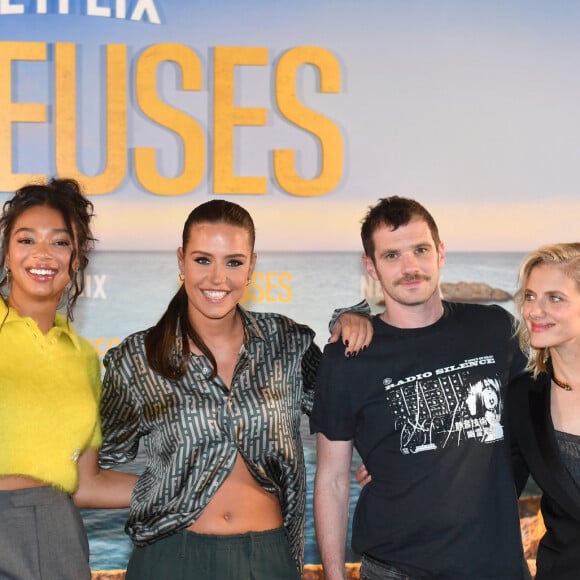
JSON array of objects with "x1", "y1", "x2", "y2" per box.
[{"x1": 311, "y1": 197, "x2": 527, "y2": 580}]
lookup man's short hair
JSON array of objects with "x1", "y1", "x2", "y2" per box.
[{"x1": 361, "y1": 196, "x2": 441, "y2": 260}]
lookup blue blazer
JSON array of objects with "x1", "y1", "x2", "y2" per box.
[{"x1": 508, "y1": 371, "x2": 580, "y2": 580}]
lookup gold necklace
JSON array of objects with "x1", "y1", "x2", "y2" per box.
[{"x1": 552, "y1": 375, "x2": 573, "y2": 391}]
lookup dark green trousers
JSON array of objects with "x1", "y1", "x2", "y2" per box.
[{"x1": 126, "y1": 527, "x2": 301, "y2": 580}]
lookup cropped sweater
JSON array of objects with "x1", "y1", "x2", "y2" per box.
[{"x1": 0, "y1": 299, "x2": 102, "y2": 493}]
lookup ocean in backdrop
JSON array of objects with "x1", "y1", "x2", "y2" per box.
[{"x1": 75, "y1": 251, "x2": 526, "y2": 570}]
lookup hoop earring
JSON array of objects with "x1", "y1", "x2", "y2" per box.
[{"x1": 178, "y1": 271, "x2": 185, "y2": 283}]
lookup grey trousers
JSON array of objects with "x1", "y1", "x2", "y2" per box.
[
  {"x1": 126, "y1": 527, "x2": 301, "y2": 580},
  {"x1": 0, "y1": 486, "x2": 90, "y2": 580}
]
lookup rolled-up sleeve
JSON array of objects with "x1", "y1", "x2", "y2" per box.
[{"x1": 99, "y1": 346, "x2": 142, "y2": 467}]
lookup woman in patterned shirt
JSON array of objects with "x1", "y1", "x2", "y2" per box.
[{"x1": 96, "y1": 200, "x2": 371, "y2": 579}]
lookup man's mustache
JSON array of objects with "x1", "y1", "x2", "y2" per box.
[{"x1": 394, "y1": 274, "x2": 430, "y2": 286}]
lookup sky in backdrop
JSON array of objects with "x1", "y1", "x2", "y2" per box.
[{"x1": 1, "y1": 0, "x2": 579, "y2": 252}]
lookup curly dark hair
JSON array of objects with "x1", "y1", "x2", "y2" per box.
[{"x1": 0, "y1": 177, "x2": 96, "y2": 320}]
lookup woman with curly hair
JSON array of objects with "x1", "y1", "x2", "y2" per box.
[{"x1": 0, "y1": 178, "x2": 134, "y2": 580}]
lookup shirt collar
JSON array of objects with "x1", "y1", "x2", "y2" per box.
[
  {"x1": 0, "y1": 297, "x2": 83, "y2": 350},
  {"x1": 172, "y1": 306, "x2": 267, "y2": 366},
  {"x1": 238, "y1": 306, "x2": 267, "y2": 343}
]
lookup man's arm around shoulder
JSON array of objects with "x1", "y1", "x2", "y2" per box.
[{"x1": 314, "y1": 433, "x2": 353, "y2": 580}]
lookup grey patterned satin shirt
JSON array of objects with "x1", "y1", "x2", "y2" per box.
[{"x1": 99, "y1": 306, "x2": 320, "y2": 570}]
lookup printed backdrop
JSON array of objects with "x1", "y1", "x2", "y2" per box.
[{"x1": 1, "y1": 0, "x2": 578, "y2": 569}]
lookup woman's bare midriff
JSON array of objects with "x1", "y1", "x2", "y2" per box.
[
  {"x1": 187, "y1": 454, "x2": 283, "y2": 535},
  {"x1": 0, "y1": 475, "x2": 47, "y2": 490}
]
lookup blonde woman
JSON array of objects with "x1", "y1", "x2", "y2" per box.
[{"x1": 510, "y1": 242, "x2": 580, "y2": 580}]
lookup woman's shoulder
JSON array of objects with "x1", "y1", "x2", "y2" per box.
[
  {"x1": 511, "y1": 371, "x2": 546, "y2": 390},
  {"x1": 243, "y1": 309, "x2": 314, "y2": 337},
  {"x1": 507, "y1": 371, "x2": 548, "y2": 410},
  {"x1": 103, "y1": 328, "x2": 150, "y2": 362}
]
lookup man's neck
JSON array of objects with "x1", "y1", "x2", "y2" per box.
[{"x1": 381, "y1": 298, "x2": 445, "y2": 329}]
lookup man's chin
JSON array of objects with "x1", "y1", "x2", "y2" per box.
[{"x1": 393, "y1": 288, "x2": 439, "y2": 307}]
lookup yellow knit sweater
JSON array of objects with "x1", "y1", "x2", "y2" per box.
[{"x1": 0, "y1": 300, "x2": 102, "y2": 493}]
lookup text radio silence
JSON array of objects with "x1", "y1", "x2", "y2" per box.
[{"x1": 0, "y1": 42, "x2": 343, "y2": 197}]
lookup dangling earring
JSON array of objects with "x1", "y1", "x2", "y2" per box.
[
  {"x1": 178, "y1": 271, "x2": 185, "y2": 283},
  {"x1": 5, "y1": 267, "x2": 11, "y2": 285}
]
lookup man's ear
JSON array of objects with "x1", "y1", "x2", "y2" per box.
[
  {"x1": 438, "y1": 242, "x2": 446, "y2": 268},
  {"x1": 363, "y1": 254, "x2": 379, "y2": 281}
]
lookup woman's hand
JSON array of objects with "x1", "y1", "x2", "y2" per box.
[
  {"x1": 328, "y1": 312, "x2": 373, "y2": 357},
  {"x1": 355, "y1": 463, "x2": 372, "y2": 488}
]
